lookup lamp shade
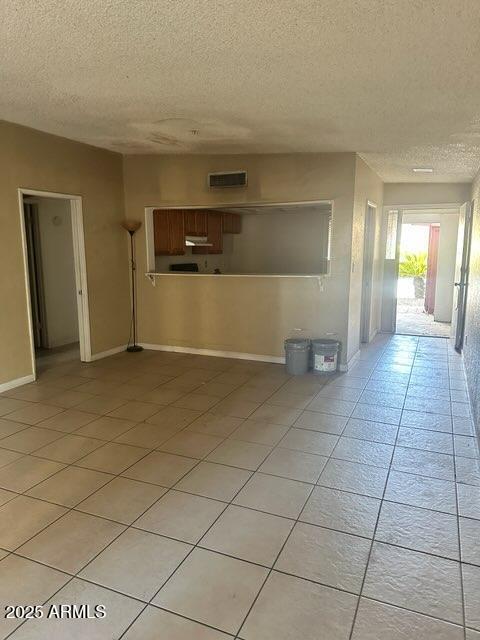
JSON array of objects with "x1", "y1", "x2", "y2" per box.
[{"x1": 121, "y1": 219, "x2": 142, "y2": 233}]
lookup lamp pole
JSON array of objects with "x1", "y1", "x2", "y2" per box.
[{"x1": 122, "y1": 220, "x2": 143, "y2": 352}]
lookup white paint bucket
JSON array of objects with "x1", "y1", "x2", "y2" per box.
[{"x1": 311, "y1": 339, "x2": 340, "y2": 374}]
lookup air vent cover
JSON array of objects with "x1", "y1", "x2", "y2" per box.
[{"x1": 208, "y1": 171, "x2": 247, "y2": 188}]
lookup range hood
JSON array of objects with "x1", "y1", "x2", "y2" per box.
[{"x1": 185, "y1": 235, "x2": 212, "y2": 247}]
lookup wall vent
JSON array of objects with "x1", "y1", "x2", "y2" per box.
[{"x1": 208, "y1": 171, "x2": 247, "y2": 188}]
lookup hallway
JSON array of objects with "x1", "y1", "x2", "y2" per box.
[{"x1": 0, "y1": 336, "x2": 477, "y2": 639}]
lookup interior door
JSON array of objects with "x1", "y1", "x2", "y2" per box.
[
  {"x1": 381, "y1": 209, "x2": 403, "y2": 333},
  {"x1": 360, "y1": 204, "x2": 376, "y2": 342},
  {"x1": 24, "y1": 203, "x2": 48, "y2": 349},
  {"x1": 452, "y1": 201, "x2": 473, "y2": 351}
]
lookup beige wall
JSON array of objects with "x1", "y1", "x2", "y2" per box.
[
  {"x1": 465, "y1": 174, "x2": 480, "y2": 430},
  {"x1": 138, "y1": 275, "x2": 339, "y2": 358},
  {"x1": 434, "y1": 215, "x2": 459, "y2": 323},
  {"x1": 3, "y1": 118, "x2": 476, "y2": 387},
  {"x1": 124, "y1": 153, "x2": 358, "y2": 363},
  {"x1": 348, "y1": 157, "x2": 384, "y2": 360},
  {"x1": 36, "y1": 197, "x2": 78, "y2": 347},
  {"x1": 0, "y1": 121, "x2": 130, "y2": 386},
  {"x1": 1, "y1": 136, "x2": 376, "y2": 383},
  {"x1": 229, "y1": 208, "x2": 330, "y2": 275},
  {"x1": 384, "y1": 183, "x2": 470, "y2": 206}
]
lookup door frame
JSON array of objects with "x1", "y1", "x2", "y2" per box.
[
  {"x1": 453, "y1": 200, "x2": 474, "y2": 351},
  {"x1": 360, "y1": 201, "x2": 377, "y2": 342},
  {"x1": 381, "y1": 202, "x2": 463, "y2": 334},
  {"x1": 392, "y1": 209, "x2": 404, "y2": 334},
  {"x1": 18, "y1": 188, "x2": 92, "y2": 379}
]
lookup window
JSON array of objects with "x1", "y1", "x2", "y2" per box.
[
  {"x1": 385, "y1": 210, "x2": 398, "y2": 259},
  {"x1": 147, "y1": 203, "x2": 333, "y2": 276}
]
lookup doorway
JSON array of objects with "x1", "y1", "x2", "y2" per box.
[
  {"x1": 19, "y1": 189, "x2": 91, "y2": 378},
  {"x1": 395, "y1": 219, "x2": 453, "y2": 337},
  {"x1": 381, "y1": 206, "x2": 462, "y2": 338}
]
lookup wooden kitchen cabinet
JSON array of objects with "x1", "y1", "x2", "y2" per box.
[
  {"x1": 222, "y1": 212, "x2": 242, "y2": 234},
  {"x1": 153, "y1": 209, "x2": 185, "y2": 255},
  {"x1": 184, "y1": 210, "x2": 208, "y2": 236},
  {"x1": 207, "y1": 211, "x2": 223, "y2": 253},
  {"x1": 193, "y1": 210, "x2": 223, "y2": 254}
]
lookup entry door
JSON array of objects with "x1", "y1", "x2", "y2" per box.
[
  {"x1": 381, "y1": 209, "x2": 403, "y2": 333},
  {"x1": 360, "y1": 204, "x2": 376, "y2": 342},
  {"x1": 424, "y1": 225, "x2": 440, "y2": 315},
  {"x1": 452, "y1": 201, "x2": 473, "y2": 351}
]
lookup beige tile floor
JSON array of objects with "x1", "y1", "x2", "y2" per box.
[{"x1": 0, "y1": 335, "x2": 478, "y2": 639}]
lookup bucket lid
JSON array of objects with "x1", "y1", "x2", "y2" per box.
[
  {"x1": 284, "y1": 338, "x2": 310, "y2": 349},
  {"x1": 311, "y1": 338, "x2": 340, "y2": 347}
]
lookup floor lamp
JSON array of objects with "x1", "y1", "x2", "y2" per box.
[{"x1": 122, "y1": 220, "x2": 143, "y2": 352}]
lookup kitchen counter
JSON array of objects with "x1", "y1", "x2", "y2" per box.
[{"x1": 146, "y1": 272, "x2": 324, "y2": 280}]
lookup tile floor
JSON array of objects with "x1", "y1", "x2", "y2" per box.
[{"x1": 0, "y1": 335, "x2": 478, "y2": 639}]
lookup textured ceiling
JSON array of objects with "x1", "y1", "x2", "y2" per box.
[{"x1": 1, "y1": 1, "x2": 480, "y2": 181}]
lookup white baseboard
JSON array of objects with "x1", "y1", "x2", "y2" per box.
[
  {"x1": 139, "y1": 343, "x2": 284, "y2": 364},
  {"x1": 89, "y1": 345, "x2": 126, "y2": 361},
  {"x1": 48, "y1": 338, "x2": 80, "y2": 350},
  {"x1": 0, "y1": 374, "x2": 35, "y2": 393}
]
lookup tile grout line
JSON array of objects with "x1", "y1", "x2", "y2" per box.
[
  {"x1": 0, "y1": 352, "x2": 473, "y2": 472},
  {"x1": 0, "y1": 350, "x2": 264, "y2": 639},
  {"x1": 233, "y1": 479, "x2": 318, "y2": 639},
  {"x1": 346, "y1": 335, "x2": 420, "y2": 639},
  {"x1": 4, "y1": 535, "x2": 471, "y2": 634},
  {"x1": 4, "y1": 475, "x2": 478, "y2": 569},
  {"x1": 1, "y1": 339, "x2": 477, "y2": 638},
  {"x1": 235, "y1": 339, "x2": 395, "y2": 640},
  {"x1": 1, "y1": 413, "x2": 231, "y2": 640},
  {"x1": 2, "y1": 347, "x2": 472, "y2": 502},
  {"x1": 0, "y1": 357, "x2": 283, "y2": 528},
  {"x1": 114, "y1": 361, "x2": 326, "y2": 638},
  {"x1": 1, "y1": 420, "x2": 476, "y2": 475},
  {"x1": 115, "y1": 451, "x2": 263, "y2": 638},
  {"x1": 452, "y1": 408, "x2": 468, "y2": 640}
]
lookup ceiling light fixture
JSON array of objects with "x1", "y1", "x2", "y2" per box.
[{"x1": 412, "y1": 167, "x2": 434, "y2": 173}]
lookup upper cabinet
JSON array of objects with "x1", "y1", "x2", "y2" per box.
[
  {"x1": 193, "y1": 211, "x2": 223, "y2": 255},
  {"x1": 153, "y1": 209, "x2": 241, "y2": 257},
  {"x1": 222, "y1": 212, "x2": 242, "y2": 234},
  {"x1": 184, "y1": 210, "x2": 208, "y2": 236},
  {"x1": 153, "y1": 209, "x2": 185, "y2": 255},
  {"x1": 207, "y1": 211, "x2": 224, "y2": 253}
]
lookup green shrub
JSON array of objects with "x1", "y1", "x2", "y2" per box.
[{"x1": 399, "y1": 252, "x2": 427, "y2": 277}]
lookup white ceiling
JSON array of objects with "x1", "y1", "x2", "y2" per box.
[{"x1": 2, "y1": 1, "x2": 480, "y2": 182}]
